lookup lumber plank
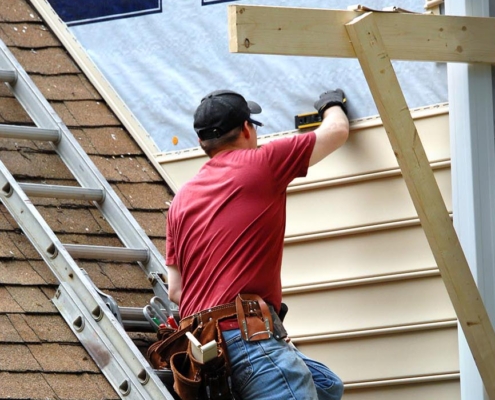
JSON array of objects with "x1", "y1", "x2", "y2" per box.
[
  {"x1": 344, "y1": 12, "x2": 495, "y2": 398},
  {"x1": 228, "y1": 5, "x2": 495, "y2": 64}
]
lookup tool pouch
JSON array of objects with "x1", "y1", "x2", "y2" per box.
[
  {"x1": 170, "y1": 351, "x2": 201, "y2": 399},
  {"x1": 170, "y1": 322, "x2": 233, "y2": 400},
  {"x1": 147, "y1": 325, "x2": 191, "y2": 370},
  {"x1": 171, "y1": 346, "x2": 232, "y2": 400},
  {"x1": 235, "y1": 294, "x2": 273, "y2": 341}
]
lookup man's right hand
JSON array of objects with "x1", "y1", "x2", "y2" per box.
[{"x1": 314, "y1": 89, "x2": 348, "y2": 117}]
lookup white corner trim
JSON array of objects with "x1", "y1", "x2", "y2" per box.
[
  {"x1": 30, "y1": 0, "x2": 179, "y2": 193},
  {"x1": 446, "y1": 1, "x2": 495, "y2": 399}
]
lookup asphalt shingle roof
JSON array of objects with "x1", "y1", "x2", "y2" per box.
[{"x1": 0, "y1": 1, "x2": 173, "y2": 398}]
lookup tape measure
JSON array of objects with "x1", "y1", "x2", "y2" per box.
[{"x1": 294, "y1": 111, "x2": 322, "y2": 130}]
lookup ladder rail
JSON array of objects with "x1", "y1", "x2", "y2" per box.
[
  {"x1": 0, "y1": 162, "x2": 174, "y2": 399},
  {"x1": 0, "y1": 40, "x2": 171, "y2": 303},
  {"x1": 0, "y1": 38, "x2": 178, "y2": 399},
  {"x1": 54, "y1": 284, "x2": 166, "y2": 400}
]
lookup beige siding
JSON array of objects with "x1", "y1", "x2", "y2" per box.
[
  {"x1": 286, "y1": 167, "x2": 451, "y2": 237},
  {"x1": 283, "y1": 275, "x2": 455, "y2": 337},
  {"x1": 158, "y1": 103, "x2": 458, "y2": 397},
  {"x1": 282, "y1": 224, "x2": 436, "y2": 287},
  {"x1": 343, "y1": 380, "x2": 460, "y2": 400},
  {"x1": 297, "y1": 326, "x2": 459, "y2": 382}
]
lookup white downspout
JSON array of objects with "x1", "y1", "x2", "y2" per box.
[{"x1": 445, "y1": 0, "x2": 495, "y2": 399}]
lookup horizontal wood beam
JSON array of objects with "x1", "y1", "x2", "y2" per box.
[
  {"x1": 345, "y1": 12, "x2": 495, "y2": 397},
  {"x1": 228, "y1": 5, "x2": 495, "y2": 64}
]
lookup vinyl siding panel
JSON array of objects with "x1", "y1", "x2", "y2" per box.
[
  {"x1": 296, "y1": 326, "x2": 459, "y2": 382},
  {"x1": 282, "y1": 224, "x2": 435, "y2": 287},
  {"x1": 343, "y1": 380, "x2": 460, "y2": 400},
  {"x1": 286, "y1": 167, "x2": 451, "y2": 237},
  {"x1": 283, "y1": 275, "x2": 455, "y2": 337}
]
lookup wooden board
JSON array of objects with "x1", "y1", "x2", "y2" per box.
[
  {"x1": 344, "y1": 12, "x2": 495, "y2": 398},
  {"x1": 228, "y1": 5, "x2": 495, "y2": 64}
]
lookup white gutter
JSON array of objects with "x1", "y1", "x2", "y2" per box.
[{"x1": 446, "y1": 0, "x2": 495, "y2": 399}]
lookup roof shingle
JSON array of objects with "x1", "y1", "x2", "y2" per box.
[
  {"x1": 0, "y1": 97, "x2": 32, "y2": 123},
  {"x1": 0, "y1": 22, "x2": 58, "y2": 47},
  {"x1": 0, "y1": 315, "x2": 23, "y2": 342},
  {"x1": 0, "y1": 287, "x2": 24, "y2": 312},
  {"x1": 29, "y1": 343, "x2": 98, "y2": 372},
  {"x1": 32, "y1": 74, "x2": 101, "y2": 101},
  {"x1": 21, "y1": 314, "x2": 77, "y2": 343},
  {"x1": 6, "y1": 286, "x2": 57, "y2": 313},
  {"x1": 10, "y1": 47, "x2": 79, "y2": 74},
  {"x1": 0, "y1": 344, "x2": 41, "y2": 371},
  {"x1": 0, "y1": 372, "x2": 57, "y2": 399},
  {"x1": 7, "y1": 314, "x2": 41, "y2": 343},
  {"x1": 0, "y1": 260, "x2": 45, "y2": 284},
  {"x1": 0, "y1": 1, "x2": 41, "y2": 22},
  {"x1": 45, "y1": 373, "x2": 120, "y2": 400}
]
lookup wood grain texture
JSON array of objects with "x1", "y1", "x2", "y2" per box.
[{"x1": 228, "y1": 5, "x2": 495, "y2": 64}]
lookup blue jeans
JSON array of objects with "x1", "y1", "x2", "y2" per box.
[{"x1": 222, "y1": 329, "x2": 343, "y2": 400}]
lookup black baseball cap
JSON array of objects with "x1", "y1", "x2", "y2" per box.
[{"x1": 194, "y1": 90, "x2": 263, "y2": 141}]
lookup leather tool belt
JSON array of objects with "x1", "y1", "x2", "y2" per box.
[
  {"x1": 179, "y1": 294, "x2": 277, "y2": 341},
  {"x1": 148, "y1": 294, "x2": 286, "y2": 400}
]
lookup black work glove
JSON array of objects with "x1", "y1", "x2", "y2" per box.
[{"x1": 314, "y1": 89, "x2": 347, "y2": 117}]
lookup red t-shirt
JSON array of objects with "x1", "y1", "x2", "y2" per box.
[{"x1": 166, "y1": 132, "x2": 316, "y2": 318}]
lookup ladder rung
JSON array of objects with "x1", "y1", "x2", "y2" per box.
[
  {"x1": 119, "y1": 306, "x2": 154, "y2": 332},
  {"x1": 0, "y1": 69, "x2": 17, "y2": 83},
  {"x1": 64, "y1": 244, "x2": 149, "y2": 263},
  {"x1": 0, "y1": 124, "x2": 60, "y2": 142},
  {"x1": 119, "y1": 306, "x2": 179, "y2": 333},
  {"x1": 20, "y1": 183, "x2": 104, "y2": 202},
  {"x1": 120, "y1": 306, "x2": 147, "y2": 321}
]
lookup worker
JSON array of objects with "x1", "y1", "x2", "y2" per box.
[{"x1": 166, "y1": 89, "x2": 349, "y2": 399}]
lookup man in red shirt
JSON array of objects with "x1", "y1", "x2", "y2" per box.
[{"x1": 166, "y1": 89, "x2": 349, "y2": 399}]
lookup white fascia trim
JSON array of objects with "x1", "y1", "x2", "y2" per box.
[
  {"x1": 30, "y1": 0, "x2": 179, "y2": 193},
  {"x1": 446, "y1": 0, "x2": 495, "y2": 399}
]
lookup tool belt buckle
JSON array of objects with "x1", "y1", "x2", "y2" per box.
[{"x1": 235, "y1": 294, "x2": 273, "y2": 341}]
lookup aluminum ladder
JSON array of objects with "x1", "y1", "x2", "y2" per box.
[{"x1": 0, "y1": 39, "x2": 175, "y2": 400}]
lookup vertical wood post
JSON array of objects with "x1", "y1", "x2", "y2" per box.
[{"x1": 345, "y1": 12, "x2": 495, "y2": 398}]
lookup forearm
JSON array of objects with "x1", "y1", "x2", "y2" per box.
[{"x1": 309, "y1": 105, "x2": 349, "y2": 166}]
